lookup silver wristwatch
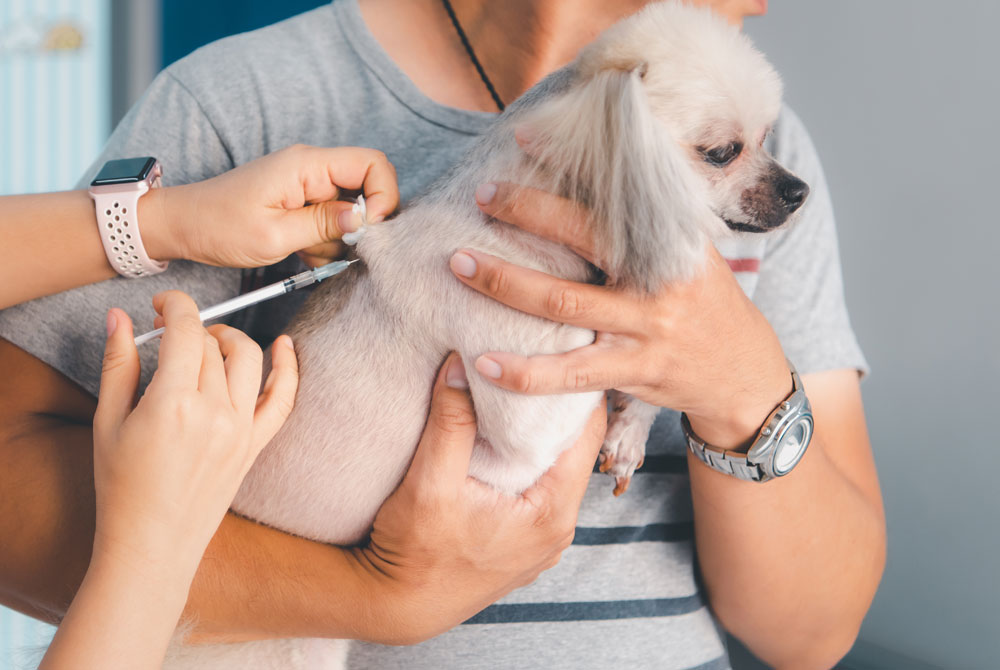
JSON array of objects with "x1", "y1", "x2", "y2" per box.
[{"x1": 682, "y1": 363, "x2": 813, "y2": 482}]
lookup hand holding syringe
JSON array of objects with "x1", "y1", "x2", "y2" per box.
[{"x1": 134, "y1": 196, "x2": 369, "y2": 346}]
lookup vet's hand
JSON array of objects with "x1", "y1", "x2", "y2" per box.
[
  {"x1": 452, "y1": 183, "x2": 791, "y2": 449},
  {"x1": 352, "y1": 352, "x2": 605, "y2": 645},
  {"x1": 92, "y1": 292, "x2": 299, "y2": 579},
  {"x1": 145, "y1": 144, "x2": 399, "y2": 268}
]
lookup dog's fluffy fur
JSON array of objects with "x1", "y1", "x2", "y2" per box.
[{"x1": 167, "y1": 3, "x2": 807, "y2": 667}]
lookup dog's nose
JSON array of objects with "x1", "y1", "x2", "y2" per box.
[{"x1": 779, "y1": 177, "x2": 810, "y2": 214}]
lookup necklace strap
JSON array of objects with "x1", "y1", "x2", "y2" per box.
[{"x1": 440, "y1": 0, "x2": 505, "y2": 112}]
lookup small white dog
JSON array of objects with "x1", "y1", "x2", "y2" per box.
[{"x1": 168, "y1": 2, "x2": 808, "y2": 666}]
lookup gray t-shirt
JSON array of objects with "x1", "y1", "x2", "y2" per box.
[{"x1": 0, "y1": 2, "x2": 866, "y2": 668}]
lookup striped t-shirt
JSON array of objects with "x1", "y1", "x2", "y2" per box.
[{"x1": 0, "y1": 2, "x2": 866, "y2": 667}]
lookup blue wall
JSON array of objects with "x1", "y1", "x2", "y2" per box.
[{"x1": 162, "y1": 0, "x2": 327, "y2": 67}]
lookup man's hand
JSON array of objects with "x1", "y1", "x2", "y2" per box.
[
  {"x1": 450, "y1": 181, "x2": 885, "y2": 668},
  {"x1": 144, "y1": 144, "x2": 399, "y2": 269},
  {"x1": 347, "y1": 352, "x2": 606, "y2": 645},
  {"x1": 452, "y1": 182, "x2": 790, "y2": 449}
]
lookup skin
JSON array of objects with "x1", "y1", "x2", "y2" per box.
[{"x1": 0, "y1": 0, "x2": 884, "y2": 667}]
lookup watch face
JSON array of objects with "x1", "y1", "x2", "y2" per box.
[
  {"x1": 90, "y1": 157, "x2": 157, "y2": 186},
  {"x1": 772, "y1": 414, "x2": 813, "y2": 475}
]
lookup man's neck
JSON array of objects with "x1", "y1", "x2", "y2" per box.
[
  {"x1": 446, "y1": 0, "x2": 649, "y2": 103},
  {"x1": 359, "y1": 0, "x2": 648, "y2": 112}
]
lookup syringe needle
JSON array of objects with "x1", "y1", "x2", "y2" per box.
[{"x1": 133, "y1": 258, "x2": 358, "y2": 346}]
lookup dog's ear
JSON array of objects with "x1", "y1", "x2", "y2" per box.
[{"x1": 519, "y1": 64, "x2": 719, "y2": 290}]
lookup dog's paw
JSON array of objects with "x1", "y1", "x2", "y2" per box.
[
  {"x1": 600, "y1": 420, "x2": 647, "y2": 496},
  {"x1": 600, "y1": 394, "x2": 656, "y2": 496}
]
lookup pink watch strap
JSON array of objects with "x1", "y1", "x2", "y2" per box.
[{"x1": 89, "y1": 163, "x2": 168, "y2": 278}]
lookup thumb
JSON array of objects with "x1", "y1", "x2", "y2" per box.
[
  {"x1": 287, "y1": 200, "x2": 358, "y2": 250},
  {"x1": 406, "y1": 353, "x2": 478, "y2": 488},
  {"x1": 94, "y1": 308, "x2": 140, "y2": 433},
  {"x1": 251, "y1": 335, "x2": 300, "y2": 459}
]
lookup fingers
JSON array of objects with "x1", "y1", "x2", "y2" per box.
[
  {"x1": 251, "y1": 335, "x2": 299, "y2": 454},
  {"x1": 95, "y1": 308, "x2": 140, "y2": 432},
  {"x1": 473, "y1": 346, "x2": 624, "y2": 395},
  {"x1": 303, "y1": 146, "x2": 399, "y2": 222},
  {"x1": 356, "y1": 152, "x2": 400, "y2": 225},
  {"x1": 474, "y1": 182, "x2": 597, "y2": 264},
  {"x1": 284, "y1": 146, "x2": 399, "y2": 250},
  {"x1": 197, "y1": 330, "x2": 228, "y2": 399},
  {"x1": 405, "y1": 353, "x2": 478, "y2": 491},
  {"x1": 207, "y1": 324, "x2": 265, "y2": 413},
  {"x1": 449, "y1": 248, "x2": 637, "y2": 333},
  {"x1": 150, "y1": 291, "x2": 206, "y2": 390}
]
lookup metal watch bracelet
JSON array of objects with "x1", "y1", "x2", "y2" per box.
[{"x1": 681, "y1": 362, "x2": 813, "y2": 482}]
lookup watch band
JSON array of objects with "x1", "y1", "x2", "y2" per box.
[
  {"x1": 89, "y1": 161, "x2": 168, "y2": 278},
  {"x1": 682, "y1": 362, "x2": 811, "y2": 482},
  {"x1": 682, "y1": 413, "x2": 766, "y2": 481}
]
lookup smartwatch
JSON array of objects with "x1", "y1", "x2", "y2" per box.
[
  {"x1": 88, "y1": 157, "x2": 168, "y2": 278},
  {"x1": 682, "y1": 362, "x2": 813, "y2": 482}
]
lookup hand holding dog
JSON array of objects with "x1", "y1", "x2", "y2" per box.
[
  {"x1": 145, "y1": 144, "x2": 399, "y2": 269},
  {"x1": 348, "y1": 353, "x2": 606, "y2": 644},
  {"x1": 451, "y1": 184, "x2": 792, "y2": 449}
]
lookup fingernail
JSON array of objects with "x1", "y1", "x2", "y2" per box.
[
  {"x1": 282, "y1": 335, "x2": 294, "y2": 352},
  {"x1": 446, "y1": 357, "x2": 469, "y2": 389},
  {"x1": 338, "y1": 209, "x2": 358, "y2": 234},
  {"x1": 475, "y1": 355, "x2": 503, "y2": 379},
  {"x1": 106, "y1": 310, "x2": 118, "y2": 337},
  {"x1": 449, "y1": 251, "x2": 477, "y2": 278},
  {"x1": 475, "y1": 183, "x2": 497, "y2": 206}
]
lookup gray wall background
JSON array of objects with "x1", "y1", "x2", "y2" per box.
[{"x1": 743, "y1": 2, "x2": 1000, "y2": 668}]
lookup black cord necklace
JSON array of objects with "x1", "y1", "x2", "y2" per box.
[{"x1": 440, "y1": 0, "x2": 506, "y2": 112}]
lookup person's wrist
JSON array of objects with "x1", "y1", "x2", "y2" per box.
[
  {"x1": 136, "y1": 185, "x2": 183, "y2": 262},
  {"x1": 685, "y1": 360, "x2": 793, "y2": 451},
  {"x1": 341, "y1": 546, "x2": 439, "y2": 645},
  {"x1": 90, "y1": 530, "x2": 200, "y2": 607}
]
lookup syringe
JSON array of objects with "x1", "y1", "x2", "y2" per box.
[{"x1": 133, "y1": 258, "x2": 359, "y2": 346}]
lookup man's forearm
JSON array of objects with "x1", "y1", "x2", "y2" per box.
[{"x1": 690, "y1": 371, "x2": 886, "y2": 669}]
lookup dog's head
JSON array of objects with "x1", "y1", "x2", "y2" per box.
[{"x1": 515, "y1": 1, "x2": 807, "y2": 290}]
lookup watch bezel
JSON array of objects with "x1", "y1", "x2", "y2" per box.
[
  {"x1": 746, "y1": 367, "x2": 812, "y2": 479},
  {"x1": 770, "y1": 412, "x2": 814, "y2": 476},
  {"x1": 90, "y1": 156, "x2": 158, "y2": 186}
]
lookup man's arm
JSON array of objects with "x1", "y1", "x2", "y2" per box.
[
  {"x1": 447, "y1": 180, "x2": 886, "y2": 667},
  {"x1": 689, "y1": 368, "x2": 885, "y2": 669}
]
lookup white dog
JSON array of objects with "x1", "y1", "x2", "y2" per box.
[{"x1": 168, "y1": 2, "x2": 808, "y2": 666}]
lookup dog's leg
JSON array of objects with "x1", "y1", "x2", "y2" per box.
[
  {"x1": 601, "y1": 391, "x2": 659, "y2": 496},
  {"x1": 463, "y1": 361, "x2": 603, "y2": 494},
  {"x1": 452, "y1": 314, "x2": 603, "y2": 493}
]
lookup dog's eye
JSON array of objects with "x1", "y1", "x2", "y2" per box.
[{"x1": 701, "y1": 142, "x2": 743, "y2": 167}]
